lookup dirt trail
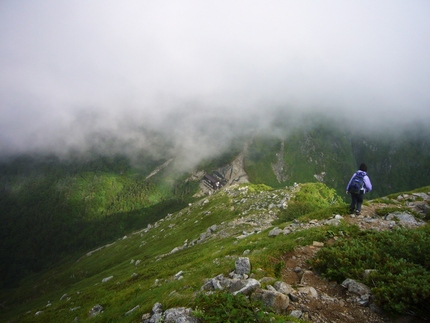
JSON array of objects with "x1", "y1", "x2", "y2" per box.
[{"x1": 279, "y1": 200, "x2": 429, "y2": 323}]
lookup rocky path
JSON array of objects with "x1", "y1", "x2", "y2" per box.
[
  {"x1": 279, "y1": 193, "x2": 429, "y2": 323},
  {"x1": 141, "y1": 190, "x2": 429, "y2": 323}
]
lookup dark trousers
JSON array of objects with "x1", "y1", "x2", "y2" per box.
[{"x1": 350, "y1": 192, "x2": 364, "y2": 213}]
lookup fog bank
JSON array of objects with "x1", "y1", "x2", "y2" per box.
[{"x1": 1, "y1": 1, "x2": 429, "y2": 162}]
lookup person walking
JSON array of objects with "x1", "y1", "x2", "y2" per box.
[{"x1": 346, "y1": 163, "x2": 372, "y2": 215}]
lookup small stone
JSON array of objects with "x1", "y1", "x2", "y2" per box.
[
  {"x1": 102, "y1": 276, "x2": 113, "y2": 283},
  {"x1": 232, "y1": 278, "x2": 260, "y2": 296},
  {"x1": 290, "y1": 310, "x2": 303, "y2": 318},
  {"x1": 88, "y1": 304, "x2": 104, "y2": 317},
  {"x1": 269, "y1": 227, "x2": 283, "y2": 237},
  {"x1": 125, "y1": 305, "x2": 140, "y2": 316},
  {"x1": 174, "y1": 271, "x2": 184, "y2": 280},
  {"x1": 289, "y1": 293, "x2": 300, "y2": 302},
  {"x1": 297, "y1": 286, "x2": 318, "y2": 299},
  {"x1": 313, "y1": 241, "x2": 324, "y2": 247}
]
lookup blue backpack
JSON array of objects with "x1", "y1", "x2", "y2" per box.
[{"x1": 349, "y1": 172, "x2": 365, "y2": 194}]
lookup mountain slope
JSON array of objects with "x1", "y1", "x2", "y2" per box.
[
  {"x1": 0, "y1": 154, "x2": 197, "y2": 288},
  {"x1": 244, "y1": 122, "x2": 430, "y2": 197},
  {"x1": 1, "y1": 182, "x2": 429, "y2": 322},
  {"x1": 1, "y1": 122, "x2": 430, "y2": 291}
]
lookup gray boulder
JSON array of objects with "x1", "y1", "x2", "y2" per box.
[
  {"x1": 273, "y1": 281, "x2": 294, "y2": 295},
  {"x1": 342, "y1": 278, "x2": 370, "y2": 296},
  {"x1": 235, "y1": 257, "x2": 251, "y2": 275},
  {"x1": 201, "y1": 274, "x2": 232, "y2": 291},
  {"x1": 385, "y1": 212, "x2": 425, "y2": 227},
  {"x1": 142, "y1": 304, "x2": 199, "y2": 323},
  {"x1": 269, "y1": 227, "x2": 283, "y2": 237},
  {"x1": 164, "y1": 307, "x2": 199, "y2": 323},
  {"x1": 251, "y1": 289, "x2": 289, "y2": 314},
  {"x1": 147, "y1": 302, "x2": 163, "y2": 323},
  {"x1": 341, "y1": 278, "x2": 371, "y2": 306},
  {"x1": 230, "y1": 278, "x2": 260, "y2": 296}
]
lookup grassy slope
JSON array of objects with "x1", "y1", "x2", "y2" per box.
[
  {"x1": 244, "y1": 129, "x2": 357, "y2": 195},
  {"x1": 1, "y1": 123, "x2": 430, "y2": 321},
  {"x1": 2, "y1": 124, "x2": 428, "y2": 274},
  {"x1": 244, "y1": 125, "x2": 430, "y2": 199},
  {"x1": 244, "y1": 136, "x2": 281, "y2": 187},
  {"x1": 0, "y1": 142, "x2": 242, "y2": 290},
  {"x1": 0, "y1": 155, "x2": 198, "y2": 289},
  {"x1": 1, "y1": 183, "x2": 429, "y2": 322},
  {"x1": 351, "y1": 129, "x2": 430, "y2": 197},
  {"x1": 0, "y1": 183, "x2": 338, "y2": 322}
]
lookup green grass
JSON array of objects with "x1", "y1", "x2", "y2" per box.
[
  {"x1": 1, "y1": 183, "x2": 429, "y2": 322},
  {"x1": 274, "y1": 182, "x2": 344, "y2": 223},
  {"x1": 0, "y1": 183, "x2": 310, "y2": 321},
  {"x1": 2, "y1": 125, "x2": 430, "y2": 290},
  {"x1": 0, "y1": 156, "x2": 200, "y2": 289},
  {"x1": 244, "y1": 136, "x2": 282, "y2": 187},
  {"x1": 312, "y1": 225, "x2": 430, "y2": 316}
]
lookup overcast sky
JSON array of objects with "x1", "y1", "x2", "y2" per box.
[{"x1": 1, "y1": 1, "x2": 430, "y2": 159}]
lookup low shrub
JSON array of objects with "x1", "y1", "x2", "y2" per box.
[
  {"x1": 277, "y1": 183, "x2": 342, "y2": 222},
  {"x1": 247, "y1": 183, "x2": 274, "y2": 193},
  {"x1": 311, "y1": 226, "x2": 430, "y2": 316},
  {"x1": 193, "y1": 291, "x2": 284, "y2": 323}
]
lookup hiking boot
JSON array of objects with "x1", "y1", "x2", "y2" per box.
[{"x1": 355, "y1": 210, "x2": 361, "y2": 215}]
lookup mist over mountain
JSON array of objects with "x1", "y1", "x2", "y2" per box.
[
  {"x1": 1, "y1": 1, "x2": 430, "y2": 306},
  {"x1": 1, "y1": 119, "x2": 429, "y2": 290},
  {"x1": 1, "y1": 1, "x2": 430, "y2": 165}
]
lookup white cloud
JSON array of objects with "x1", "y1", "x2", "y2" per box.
[{"x1": 1, "y1": 0, "x2": 429, "y2": 157}]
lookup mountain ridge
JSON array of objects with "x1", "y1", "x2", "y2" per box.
[
  {"x1": 1, "y1": 123, "x2": 430, "y2": 289},
  {"x1": 1, "y1": 122, "x2": 430, "y2": 321},
  {"x1": 1, "y1": 182, "x2": 429, "y2": 322}
]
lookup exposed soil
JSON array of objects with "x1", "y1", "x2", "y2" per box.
[{"x1": 278, "y1": 204, "x2": 429, "y2": 323}]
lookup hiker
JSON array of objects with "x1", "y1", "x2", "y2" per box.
[{"x1": 346, "y1": 163, "x2": 372, "y2": 215}]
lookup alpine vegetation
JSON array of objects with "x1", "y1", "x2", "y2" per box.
[{"x1": 1, "y1": 180, "x2": 429, "y2": 322}]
